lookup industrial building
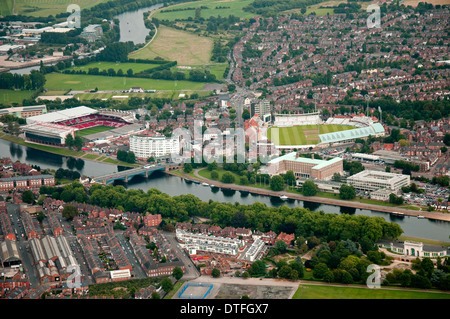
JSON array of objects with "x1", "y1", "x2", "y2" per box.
[
  {"x1": 0, "y1": 240, "x2": 21, "y2": 267},
  {"x1": 346, "y1": 170, "x2": 410, "y2": 193},
  {"x1": 0, "y1": 105, "x2": 47, "y2": 118},
  {"x1": 267, "y1": 152, "x2": 344, "y2": 180}
]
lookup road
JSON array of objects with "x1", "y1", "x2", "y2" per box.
[{"x1": 163, "y1": 231, "x2": 200, "y2": 280}]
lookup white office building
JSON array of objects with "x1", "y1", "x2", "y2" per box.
[
  {"x1": 347, "y1": 170, "x2": 410, "y2": 193},
  {"x1": 129, "y1": 135, "x2": 180, "y2": 159}
]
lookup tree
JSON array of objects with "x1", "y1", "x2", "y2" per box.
[
  {"x1": 62, "y1": 204, "x2": 78, "y2": 220},
  {"x1": 444, "y1": 133, "x2": 450, "y2": 146},
  {"x1": 161, "y1": 277, "x2": 173, "y2": 292},
  {"x1": 210, "y1": 170, "x2": 219, "y2": 180},
  {"x1": 284, "y1": 170, "x2": 296, "y2": 186},
  {"x1": 313, "y1": 263, "x2": 329, "y2": 279},
  {"x1": 242, "y1": 109, "x2": 250, "y2": 120},
  {"x1": 221, "y1": 172, "x2": 235, "y2": 184},
  {"x1": 339, "y1": 184, "x2": 356, "y2": 200},
  {"x1": 183, "y1": 163, "x2": 193, "y2": 173},
  {"x1": 270, "y1": 175, "x2": 285, "y2": 191},
  {"x1": 302, "y1": 180, "x2": 318, "y2": 196},
  {"x1": 172, "y1": 267, "x2": 184, "y2": 280},
  {"x1": 65, "y1": 133, "x2": 73, "y2": 149},
  {"x1": 275, "y1": 240, "x2": 288, "y2": 253},
  {"x1": 73, "y1": 135, "x2": 84, "y2": 150},
  {"x1": 211, "y1": 268, "x2": 221, "y2": 278},
  {"x1": 22, "y1": 190, "x2": 34, "y2": 204}
]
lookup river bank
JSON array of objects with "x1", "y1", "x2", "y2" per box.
[
  {"x1": 0, "y1": 133, "x2": 139, "y2": 168},
  {"x1": 166, "y1": 169, "x2": 450, "y2": 223}
]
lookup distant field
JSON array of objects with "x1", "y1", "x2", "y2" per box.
[
  {"x1": 44, "y1": 73, "x2": 207, "y2": 91},
  {"x1": 76, "y1": 125, "x2": 114, "y2": 137},
  {"x1": 129, "y1": 26, "x2": 213, "y2": 66},
  {"x1": 13, "y1": 0, "x2": 109, "y2": 17},
  {"x1": 70, "y1": 62, "x2": 161, "y2": 74},
  {"x1": 268, "y1": 124, "x2": 355, "y2": 146},
  {"x1": 0, "y1": 89, "x2": 35, "y2": 106},
  {"x1": 0, "y1": 0, "x2": 14, "y2": 16},
  {"x1": 151, "y1": 0, "x2": 256, "y2": 21},
  {"x1": 293, "y1": 284, "x2": 450, "y2": 299},
  {"x1": 75, "y1": 90, "x2": 211, "y2": 101}
]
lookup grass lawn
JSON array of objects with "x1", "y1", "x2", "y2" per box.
[
  {"x1": 164, "y1": 280, "x2": 185, "y2": 299},
  {"x1": 81, "y1": 153, "x2": 101, "y2": 160},
  {"x1": 74, "y1": 90, "x2": 211, "y2": 101},
  {"x1": 293, "y1": 284, "x2": 450, "y2": 299},
  {"x1": 69, "y1": 61, "x2": 161, "y2": 74},
  {"x1": 152, "y1": 0, "x2": 256, "y2": 21},
  {"x1": 13, "y1": 0, "x2": 109, "y2": 17},
  {"x1": 44, "y1": 72, "x2": 206, "y2": 91},
  {"x1": 0, "y1": 0, "x2": 14, "y2": 16},
  {"x1": 198, "y1": 167, "x2": 243, "y2": 184},
  {"x1": 0, "y1": 89, "x2": 36, "y2": 106},
  {"x1": 268, "y1": 124, "x2": 356, "y2": 146},
  {"x1": 76, "y1": 125, "x2": 114, "y2": 137},
  {"x1": 129, "y1": 25, "x2": 213, "y2": 66}
]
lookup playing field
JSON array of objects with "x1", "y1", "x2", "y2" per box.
[
  {"x1": 44, "y1": 73, "x2": 207, "y2": 91},
  {"x1": 267, "y1": 124, "x2": 355, "y2": 146},
  {"x1": 70, "y1": 62, "x2": 161, "y2": 74},
  {"x1": 151, "y1": 0, "x2": 256, "y2": 21},
  {"x1": 129, "y1": 26, "x2": 213, "y2": 66},
  {"x1": 76, "y1": 125, "x2": 114, "y2": 137},
  {"x1": 0, "y1": 89, "x2": 35, "y2": 106},
  {"x1": 12, "y1": 0, "x2": 109, "y2": 17},
  {"x1": 293, "y1": 284, "x2": 450, "y2": 299}
]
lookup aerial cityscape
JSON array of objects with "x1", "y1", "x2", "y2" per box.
[{"x1": 0, "y1": 0, "x2": 449, "y2": 306}]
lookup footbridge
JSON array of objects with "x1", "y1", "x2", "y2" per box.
[{"x1": 93, "y1": 163, "x2": 181, "y2": 185}]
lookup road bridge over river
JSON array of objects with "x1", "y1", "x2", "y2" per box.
[{"x1": 93, "y1": 163, "x2": 181, "y2": 185}]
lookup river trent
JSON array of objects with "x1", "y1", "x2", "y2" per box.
[{"x1": 1, "y1": 138, "x2": 449, "y2": 242}]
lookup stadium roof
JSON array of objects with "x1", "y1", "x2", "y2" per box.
[
  {"x1": 26, "y1": 106, "x2": 97, "y2": 124},
  {"x1": 23, "y1": 122, "x2": 78, "y2": 138},
  {"x1": 268, "y1": 152, "x2": 342, "y2": 170},
  {"x1": 318, "y1": 123, "x2": 384, "y2": 144}
]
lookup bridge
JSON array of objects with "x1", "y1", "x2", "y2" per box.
[{"x1": 92, "y1": 163, "x2": 181, "y2": 185}]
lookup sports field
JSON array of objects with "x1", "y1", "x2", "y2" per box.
[
  {"x1": 70, "y1": 62, "x2": 161, "y2": 74},
  {"x1": 129, "y1": 26, "x2": 213, "y2": 66},
  {"x1": 11, "y1": 0, "x2": 109, "y2": 17},
  {"x1": 44, "y1": 73, "x2": 207, "y2": 91},
  {"x1": 293, "y1": 284, "x2": 450, "y2": 299},
  {"x1": 151, "y1": 0, "x2": 256, "y2": 21},
  {"x1": 267, "y1": 124, "x2": 355, "y2": 146},
  {"x1": 0, "y1": 89, "x2": 35, "y2": 106},
  {"x1": 76, "y1": 125, "x2": 114, "y2": 137}
]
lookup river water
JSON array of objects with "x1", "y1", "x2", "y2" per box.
[
  {"x1": 1, "y1": 138, "x2": 449, "y2": 242},
  {"x1": 115, "y1": 3, "x2": 164, "y2": 45}
]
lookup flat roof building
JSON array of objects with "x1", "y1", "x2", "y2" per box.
[
  {"x1": 267, "y1": 152, "x2": 344, "y2": 180},
  {"x1": 0, "y1": 105, "x2": 47, "y2": 118},
  {"x1": 347, "y1": 170, "x2": 410, "y2": 193}
]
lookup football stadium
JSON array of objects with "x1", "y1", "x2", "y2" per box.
[
  {"x1": 23, "y1": 106, "x2": 141, "y2": 146},
  {"x1": 267, "y1": 112, "x2": 385, "y2": 149}
]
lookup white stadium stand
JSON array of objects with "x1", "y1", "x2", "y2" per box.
[{"x1": 273, "y1": 112, "x2": 322, "y2": 127}]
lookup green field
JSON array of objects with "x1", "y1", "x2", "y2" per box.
[
  {"x1": 130, "y1": 25, "x2": 214, "y2": 66},
  {"x1": 70, "y1": 61, "x2": 161, "y2": 74},
  {"x1": 12, "y1": 0, "x2": 109, "y2": 17},
  {"x1": 74, "y1": 90, "x2": 211, "y2": 101},
  {"x1": 152, "y1": 0, "x2": 256, "y2": 21},
  {"x1": 293, "y1": 284, "x2": 450, "y2": 299},
  {"x1": 0, "y1": 89, "x2": 35, "y2": 106},
  {"x1": 44, "y1": 72, "x2": 207, "y2": 91},
  {"x1": 76, "y1": 125, "x2": 114, "y2": 137},
  {"x1": 268, "y1": 124, "x2": 355, "y2": 146}
]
